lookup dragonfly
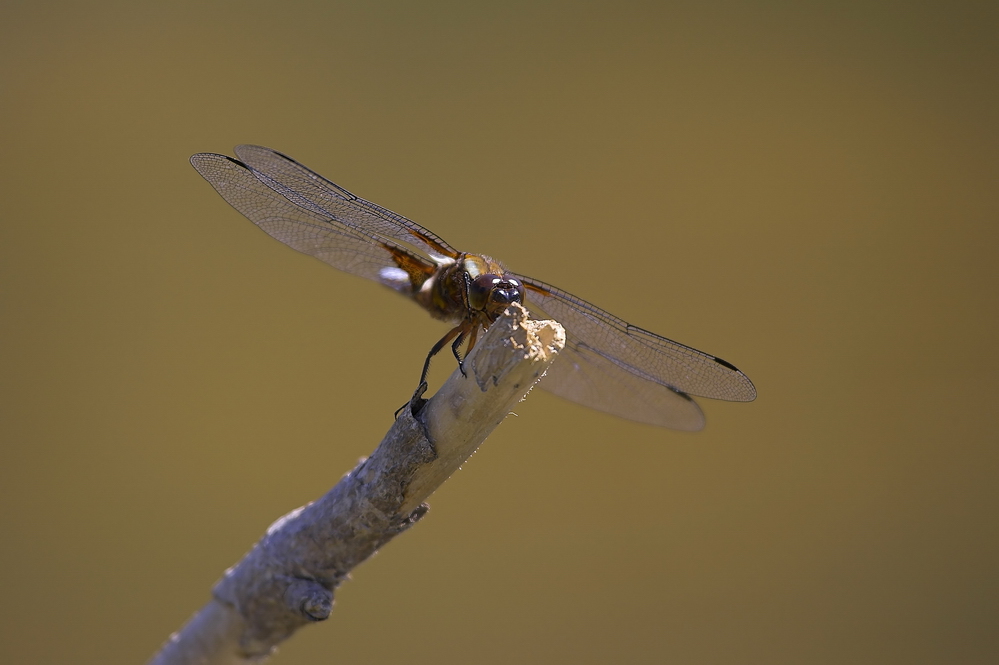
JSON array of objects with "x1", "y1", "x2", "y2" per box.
[{"x1": 191, "y1": 146, "x2": 756, "y2": 430}]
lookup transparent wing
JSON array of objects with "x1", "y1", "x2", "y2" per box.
[
  {"x1": 192, "y1": 147, "x2": 756, "y2": 430},
  {"x1": 233, "y1": 145, "x2": 460, "y2": 259},
  {"x1": 540, "y1": 341, "x2": 708, "y2": 430},
  {"x1": 190, "y1": 153, "x2": 435, "y2": 286},
  {"x1": 518, "y1": 277, "x2": 756, "y2": 429}
]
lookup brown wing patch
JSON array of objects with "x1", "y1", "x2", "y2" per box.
[
  {"x1": 405, "y1": 228, "x2": 460, "y2": 259},
  {"x1": 383, "y1": 243, "x2": 437, "y2": 291},
  {"x1": 523, "y1": 282, "x2": 553, "y2": 296}
]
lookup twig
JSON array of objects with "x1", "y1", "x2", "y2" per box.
[{"x1": 148, "y1": 304, "x2": 565, "y2": 664}]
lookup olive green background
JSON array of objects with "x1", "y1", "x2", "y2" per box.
[{"x1": 2, "y1": 1, "x2": 996, "y2": 663}]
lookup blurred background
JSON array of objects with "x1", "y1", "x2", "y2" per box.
[{"x1": 2, "y1": 1, "x2": 997, "y2": 663}]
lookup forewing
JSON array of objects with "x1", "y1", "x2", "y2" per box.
[
  {"x1": 541, "y1": 341, "x2": 707, "y2": 430},
  {"x1": 233, "y1": 145, "x2": 460, "y2": 259},
  {"x1": 190, "y1": 153, "x2": 436, "y2": 288},
  {"x1": 518, "y1": 277, "x2": 756, "y2": 427}
]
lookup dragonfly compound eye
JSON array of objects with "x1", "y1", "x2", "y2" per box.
[
  {"x1": 492, "y1": 277, "x2": 525, "y2": 307},
  {"x1": 468, "y1": 273, "x2": 502, "y2": 311}
]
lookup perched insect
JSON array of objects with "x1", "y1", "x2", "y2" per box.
[{"x1": 191, "y1": 146, "x2": 756, "y2": 430}]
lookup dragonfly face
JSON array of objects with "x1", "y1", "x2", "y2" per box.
[
  {"x1": 459, "y1": 256, "x2": 526, "y2": 319},
  {"x1": 191, "y1": 146, "x2": 756, "y2": 430}
]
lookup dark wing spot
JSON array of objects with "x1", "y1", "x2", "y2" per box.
[
  {"x1": 712, "y1": 356, "x2": 740, "y2": 372},
  {"x1": 273, "y1": 149, "x2": 299, "y2": 164},
  {"x1": 667, "y1": 385, "x2": 695, "y2": 401}
]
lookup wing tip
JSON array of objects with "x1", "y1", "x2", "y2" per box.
[
  {"x1": 190, "y1": 153, "x2": 252, "y2": 181},
  {"x1": 189, "y1": 152, "x2": 215, "y2": 168},
  {"x1": 710, "y1": 355, "x2": 757, "y2": 402},
  {"x1": 190, "y1": 152, "x2": 245, "y2": 166}
]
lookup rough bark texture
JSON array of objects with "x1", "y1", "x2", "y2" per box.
[{"x1": 148, "y1": 305, "x2": 564, "y2": 664}]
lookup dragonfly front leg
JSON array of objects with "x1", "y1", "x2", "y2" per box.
[
  {"x1": 419, "y1": 324, "x2": 466, "y2": 387},
  {"x1": 403, "y1": 324, "x2": 467, "y2": 418},
  {"x1": 451, "y1": 332, "x2": 468, "y2": 378}
]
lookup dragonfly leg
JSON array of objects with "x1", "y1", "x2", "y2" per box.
[
  {"x1": 401, "y1": 324, "x2": 467, "y2": 418},
  {"x1": 450, "y1": 332, "x2": 468, "y2": 378},
  {"x1": 397, "y1": 380, "x2": 430, "y2": 420},
  {"x1": 464, "y1": 326, "x2": 480, "y2": 357},
  {"x1": 419, "y1": 324, "x2": 465, "y2": 387}
]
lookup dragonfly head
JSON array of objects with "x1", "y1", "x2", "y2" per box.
[{"x1": 468, "y1": 272, "x2": 525, "y2": 319}]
